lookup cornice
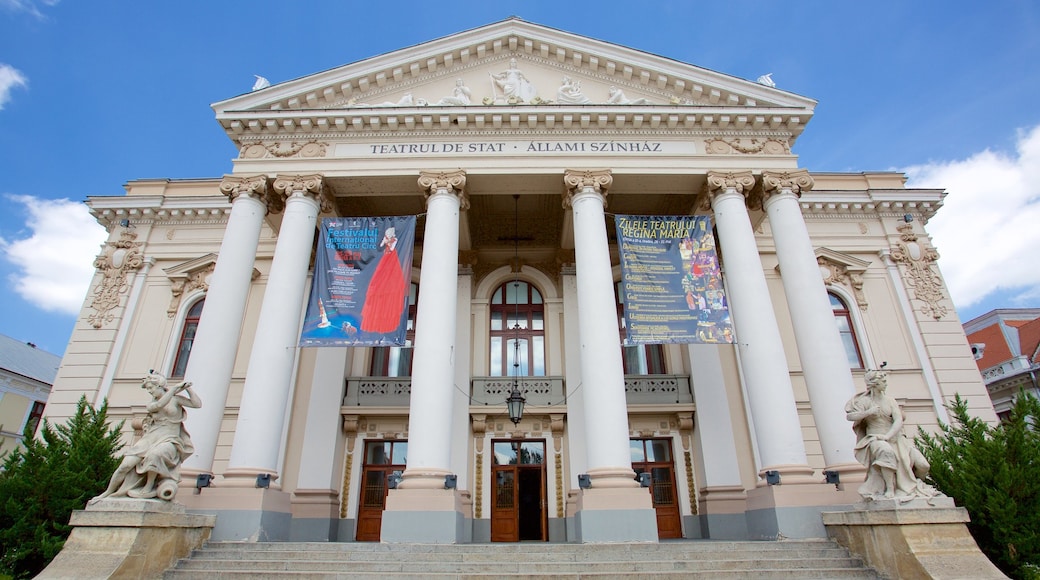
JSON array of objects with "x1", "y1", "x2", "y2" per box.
[
  {"x1": 221, "y1": 106, "x2": 807, "y2": 143},
  {"x1": 87, "y1": 195, "x2": 232, "y2": 229}
]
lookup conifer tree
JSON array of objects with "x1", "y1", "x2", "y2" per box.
[
  {"x1": 0, "y1": 396, "x2": 123, "y2": 579},
  {"x1": 917, "y1": 392, "x2": 1040, "y2": 579}
]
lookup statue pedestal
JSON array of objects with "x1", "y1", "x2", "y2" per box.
[
  {"x1": 822, "y1": 500, "x2": 1007, "y2": 579},
  {"x1": 36, "y1": 499, "x2": 216, "y2": 580}
]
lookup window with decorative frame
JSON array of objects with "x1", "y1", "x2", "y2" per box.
[
  {"x1": 489, "y1": 280, "x2": 545, "y2": 377},
  {"x1": 616, "y1": 281, "x2": 666, "y2": 375},
  {"x1": 171, "y1": 298, "x2": 204, "y2": 379},
  {"x1": 370, "y1": 282, "x2": 418, "y2": 377},
  {"x1": 830, "y1": 291, "x2": 864, "y2": 369}
]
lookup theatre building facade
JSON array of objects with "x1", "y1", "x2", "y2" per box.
[{"x1": 45, "y1": 20, "x2": 996, "y2": 543}]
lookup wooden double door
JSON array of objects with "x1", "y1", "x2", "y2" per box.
[
  {"x1": 355, "y1": 440, "x2": 407, "y2": 542},
  {"x1": 491, "y1": 439, "x2": 547, "y2": 542},
  {"x1": 630, "y1": 438, "x2": 683, "y2": 539}
]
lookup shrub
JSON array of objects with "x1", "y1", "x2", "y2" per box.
[
  {"x1": 0, "y1": 397, "x2": 123, "y2": 579},
  {"x1": 917, "y1": 392, "x2": 1040, "y2": 579}
]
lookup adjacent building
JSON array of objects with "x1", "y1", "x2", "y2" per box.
[
  {"x1": 43, "y1": 19, "x2": 997, "y2": 544},
  {"x1": 964, "y1": 308, "x2": 1040, "y2": 420},
  {"x1": 0, "y1": 334, "x2": 59, "y2": 455}
]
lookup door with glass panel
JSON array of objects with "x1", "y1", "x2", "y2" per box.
[
  {"x1": 356, "y1": 440, "x2": 407, "y2": 541},
  {"x1": 491, "y1": 439, "x2": 547, "y2": 542},
  {"x1": 630, "y1": 438, "x2": 682, "y2": 539}
]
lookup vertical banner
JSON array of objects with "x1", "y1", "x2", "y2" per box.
[
  {"x1": 300, "y1": 216, "x2": 416, "y2": 347},
  {"x1": 615, "y1": 215, "x2": 733, "y2": 344}
]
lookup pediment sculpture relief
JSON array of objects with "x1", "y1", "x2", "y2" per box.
[{"x1": 340, "y1": 57, "x2": 665, "y2": 108}]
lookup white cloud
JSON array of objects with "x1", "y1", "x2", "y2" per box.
[
  {"x1": 0, "y1": 64, "x2": 27, "y2": 110},
  {"x1": 904, "y1": 125, "x2": 1040, "y2": 311},
  {"x1": 0, "y1": 195, "x2": 108, "y2": 315},
  {"x1": 0, "y1": 0, "x2": 59, "y2": 19}
]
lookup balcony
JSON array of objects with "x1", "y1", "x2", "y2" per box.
[{"x1": 343, "y1": 375, "x2": 692, "y2": 407}]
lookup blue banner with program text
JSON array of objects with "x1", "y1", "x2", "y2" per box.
[{"x1": 615, "y1": 215, "x2": 733, "y2": 344}]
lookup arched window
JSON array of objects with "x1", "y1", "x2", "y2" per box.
[
  {"x1": 171, "y1": 299, "x2": 204, "y2": 378},
  {"x1": 490, "y1": 281, "x2": 545, "y2": 377},
  {"x1": 371, "y1": 282, "x2": 418, "y2": 377},
  {"x1": 830, "y1": 292, "x2": 864, "y2": 369},
  {"x1": 617, "y1": 281, "x2": 666, "y2": 374}
]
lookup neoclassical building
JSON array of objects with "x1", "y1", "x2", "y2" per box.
[{"x1": 45, "y1": 19, "x2": 996, "y2": 543}]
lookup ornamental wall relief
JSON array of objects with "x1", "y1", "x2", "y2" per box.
[
  {"x1": 815, "y1": 248, "x2": 871, "y2": 311},
  {"x1": 240, "y1": 141, "x2": 329, "y2": 159},
  {"x1": 890, "y1": 222, "x2": 948, "y2": 320},
  {"x1": 704, "y1": 137, "x2": 790, "y2": 155},
  {"x1": 87, "y1": 228, "x2": 144, "y2": 329}
]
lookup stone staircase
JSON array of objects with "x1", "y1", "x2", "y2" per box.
[{"x1": 164, "y1": 539, "x2": 882, "y2": 579}]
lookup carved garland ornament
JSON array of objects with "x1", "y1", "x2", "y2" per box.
[
  {"x1": 340, "y1": 416, "x2": 359, "y2": 519},
  {"x1": 472, "y1": 415, "x2": 487, "y2": 519},
  {"x1": 241, "y1": 141, "x2": 329, "y2": 159},
  {"x1": 705, "y1": 137, "x2": 790, "y2": 155},
  {"x1": 87, "y1": 228, "x2": 144, "y2": 329},
  {"x1": 890, "y1": 222, "x2": 948, "y2": 320}
]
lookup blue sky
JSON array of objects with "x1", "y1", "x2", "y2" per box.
[{"x1": 2, "y1": 1, "x2": 1039, "y2": 355}]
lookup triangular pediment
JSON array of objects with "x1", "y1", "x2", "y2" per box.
[{"x1": 214, "y1": 19, "x2": 815, "y2": 138}]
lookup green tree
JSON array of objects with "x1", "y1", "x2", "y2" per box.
[
  {"x1": 0, "y1": 396, "x2": 123, "y2": 579},
  {"x1": 917, "y1": 392, "x2": 1040, "y2": 579}
]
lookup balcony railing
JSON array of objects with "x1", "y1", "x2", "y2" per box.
[{"x1": 343, "y1": 374, "x2": 692, "y2": 407}]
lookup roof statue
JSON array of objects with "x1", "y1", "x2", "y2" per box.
[
  {"x1": 252, "y1": 75, "x2": 271, "y2": 91},
  {"x1": 756, "y1": 73, "x2": 775, "y2": 88}
]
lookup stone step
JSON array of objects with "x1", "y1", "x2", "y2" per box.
[
  {"x1": 166, "y1": 570, "x2": 880, "y2": 579},
  {"x1": 164, "y1": 540, "x2": 881, "y2": 579},
  {"x1": 171, "y1": 556, "x2": 868, "y2": 573},
  {"x1": 187, "y1": 546, "x2": 851, "y2": 562}
]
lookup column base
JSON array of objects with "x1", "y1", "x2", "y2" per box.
[
  {"x1": 178, "y1": 485, "x2": 291, "y2": 541},
  {"x1": 380, "y1": 487, "x2": 472, "y2": 543},
  {"x1": 36, "y1": 499, "x2": 215, "y2": 580},
  {"x1": 823, "y1": 503, "x2": 1005, "y2": 579},
  {"x1": 696, "y1": 485, "x2": 749, "y2": 540},
  {"x1": 573, "y1": 486, "x2": 658, "y2": 543},
  {"x1": 289, "y1": 488, "x2": 340, "y2": 541},
  {"x1": 745, "y1": 481, "x2": 861, "y2": 540}
]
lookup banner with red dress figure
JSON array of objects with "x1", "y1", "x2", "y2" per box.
[
  {"x1": 615, "y1": 215, "x2": 733, "y2": 344},
  {"x1": 299, "y1": 216, "x2": 415, "y2": 347}
]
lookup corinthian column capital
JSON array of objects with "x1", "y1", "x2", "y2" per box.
[
  {"x1": 418, "y1": 169, "x2": 468, "y2": 209},
  {"x1": 761, "y1": 169, "x2": 814, "y2": 197},
  {"x1": 705, "y1": 171, "x2": 756, "y2": 195},
  {"x1": 219, "y1": 174, "x2": 269, "y2": 204},
  {"x1": 272, "y1": 173, "x2": 331, "y2": 213},
  {"x1": 562, "y1": 169, "x2": 612, "y2": 208}
]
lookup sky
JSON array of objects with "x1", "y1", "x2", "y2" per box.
[{"x1": 1, "y1": 1, "x2": 1039, "y2": 356}]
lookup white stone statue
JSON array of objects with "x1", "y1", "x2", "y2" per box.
[
  {"x1": 489, "y1": 58, "x2": 537, "y2": 103},
  {"x1": 436, "y1": 78, "x2": 472, "y2": 106},
  {"x1": 845, "y1": 368, "x2": 939, "y2": 501},
  {"x1": 756, "y1": 73, "x2": 776, "y2": 88},
  {"x1": 252, "y1": 75, "x2": 271, "y2": 91},
  {"x1": 606, "y1": 86, "x2": 651, "y2": 105},
  {"x1": 92, "y1": 372, "x2": 201, "y2": 502},
  {"x1": 556, "y1": 76, "x2": 590, "y2": 104}
]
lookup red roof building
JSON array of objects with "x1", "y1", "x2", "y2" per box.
[{"x1": 963, "y1": 308, "x2": 1040, "y2": 419}]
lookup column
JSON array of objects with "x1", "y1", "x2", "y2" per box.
[
  {"x1": 381, "y1": 170, "x2": 466, "y2": 544},
  {"x1": 182, "y1": 175, "x2": 270, "y2": 474},
  {"x1": 225, "y1": 174, "x2": 326, "y2": 484},
  {"x1": 704, "y1": 171, "x2": 813, "y2": 483},
  {"x1": 563, "y1": 169, "x2": 657, "y2": 543},
  {"x1": 760, "y1": 170, "x2": 861, "y2": 475}
]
